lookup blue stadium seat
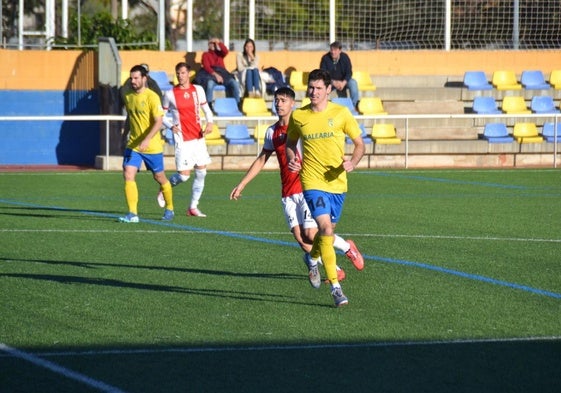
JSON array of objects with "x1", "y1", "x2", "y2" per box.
[
  {"x1": 482, "y1": 123, "x2": 514, "y2": 143},
  {"x1": 332, "y1": 97, "x2": 358, "y2": 115},
  {"x1": 463, "y1": 71, "x2": 493, "y2": 90},
  {"x1": 521, "y1": 70, "x2": 550, "y2": 90},
  {"x1": 213, "y1": 97, "x2": 243, "y2": 116},
  {"x1": 225, "y1": 124, "x2": 255, "y2": 145},
  {"x1": 530, "y1": 96, "x2": 560, "y2": 114},
  {"x1": 346, "y1": 124, "x2": 373, "y2": 144},
  {"x1": 472, "y1": 96, "x2": 501, "y2": 114},
  {"x1": 541, "y1": 122, "x2": 561, "y2": 143},
  {"x1": 149, "y1": 71, "x2": 173, "y2": 91}
]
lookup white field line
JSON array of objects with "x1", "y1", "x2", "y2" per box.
[
  {"x1": 0, "y1": 343, "x2": 128, "y2": 393},
  {"x1": 1, "y1": 228, "x2": 561, "y2": 243},
  {"x1": 3, "y1": 336, "x2": 560, "y2": 359}
]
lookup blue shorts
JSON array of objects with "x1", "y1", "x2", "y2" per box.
[
  {"x1": 303, "y1": 190, "x2": 346, "y2": 224},
  {"x1": 122, "y1": 149, "x2": 165, "y2": 173}
]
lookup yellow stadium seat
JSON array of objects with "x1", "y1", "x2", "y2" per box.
[
  {"x1": 371, "y1": 123, "x2": 401, "y2": 144},
  {"x1": 549, "y1": 70, "x2": 561, "y2": 89},
  {"x1": 121, "y1": 71, "x2": 130, "y2": 86},
  {"x1": 205, "y1": 124, "x2": 226, "y2": 146},
  {"x1": 242, "y1": 97, "x2": 272, "y2": 117},
  {"x1": 254, "y1": 123, "x2": 270, "y2": 144},
  {"x1": 357, "y1": 97, "x2": 387, "y2": 115},
  {"x1": 513, "y1": 123, "x2": 543, "y2": 143},
  {"x1": 289, "y1": 71, "x2": 309, "y2": 91},
  {"x1": 501, "y1": 96, "x2": 531, "y2": 114},
  {"x1": 492, "y1": 70, "x2": 522, "y2": 90},
  {"x1": 353, "y1": 71, "x2": 377, "y2": 91}
]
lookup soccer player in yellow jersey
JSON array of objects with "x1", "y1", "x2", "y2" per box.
[
  {"x1": 119, "y1": 64, "x2": 174, "y2": 223},
  {"x1": 286, "y1": 68, "x2": 365, "y2": 307}
]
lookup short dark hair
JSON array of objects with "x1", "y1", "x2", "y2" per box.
[
  {"x1": 330, "y1": 41, "x2": 342, "y2": 49},
  {"x1": 308, "y1": 69, "x2": 331, "y2": 87},
  {"x1": 274, "y1": 86, "x2": 295, "y2": 100},
  {"x1": 130, "y1": 64, "x2": 147, "y2": 77},
  {"x1": 175, "y1": 62, "x2": 191, "y2": 72}
]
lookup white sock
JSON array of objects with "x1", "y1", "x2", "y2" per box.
[
  {"x1": 333, "y1": 235, "x2": 349, "y2": 252},
  {"x1": 190, "y1": 168, "x2": 206, "y2": 209}
]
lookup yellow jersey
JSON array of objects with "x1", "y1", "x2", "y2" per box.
[
  {"x1": 287, "y1": 102, "x2": 361, "y2": 193},
  {"x1": 124, "y1": 88, "x2": 165, "y2": 154}
]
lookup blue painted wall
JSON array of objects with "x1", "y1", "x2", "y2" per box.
[{"x1": 0, "y1": 90, "x2": 100, "y2": 166}]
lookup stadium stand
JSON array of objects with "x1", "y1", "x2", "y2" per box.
[
  {"x1": 224, "y1": 124, "x2": 255, "y2": 145},
  {"x1": 371, "y1": 123, "x2": 401, "y2": 144},
  {"x1": 357, "y1": 97, "x2": 388, "y2": 115},
  {"x1": 242, "y1": 97, "x2": 273, "y2": 117},
  {"x1": 353, "y1": 71, "x2": 377, "y2": 92},
  {"x1": 541, "y1": 122, "x2": 561, "y2": 143},
  {"x1": 332, "y1": 97, "x2": 358, "y2": 115},
  {"x1": 149, "y1": 71, "x2": 173, "y2": 91},
  {"x1": 289, "y1": 71, "x2": 309, "y2": 91},
  {"x1": 549, "y1": 70, "x2": 561, "y2": 89},
  {"x1": 472, "y1": 96, "x2": 501, "y2": 114},
  {"x1": 205, "y1": 124, "x2": 226, "y2": 146},
  {"x1": 253, "y1": 123, "x2": 269, "y2": 144},
  {"x1": 213, "y1": 97, "x2": 243, "y2": 116}
]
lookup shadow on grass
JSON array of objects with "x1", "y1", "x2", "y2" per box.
[{"x1": 2, "y1": 339, "x2": 560, "y2": 393}]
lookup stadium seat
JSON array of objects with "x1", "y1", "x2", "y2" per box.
[
  {"x1": 357, "y1": 97, "x2": 387, "y2": 115},
  {"x1": 224, "y1": 124, "x2": 255, "y2": 145},
  {"x1": 492, "y1": 70, "x2": 522, "y2": 90},
  {"x1": 549, "y1": 70, "x2": 561, "y2": 89},
  {"x1": 149, "y1": 71, "x2": 173, "y2": 91},
  {"x1": 205, "y1": 124, "x2": 226, "y2": 146},
  {"x1": 353, "y1": 71, "x2": 377, "y2": 91},
  {"x1": 463, "y1": 71, "x2": 493, "y2": 90},
  {"x1": 472, "y1": 96, "x2": 501, "y2": 114},
  {"x1": 253, "y1": 123, "x2": 270, "y2": 144},
  {"x1": 501, "y1": 96, "x2": 530, "y2": 114},
  {"x1": 242, "y1": 97, "x2": 272, "y2": 117},
  {"x1": 513, "y1": 123, "x2": 543, "y2": 143},
  {"x1": 371, "y1": 123, "x2": 401, "y2": 144},
  {"x1": 300, "y1": 97, "x2": 311, "y2": 107},
  {"x1": 530, "y1": 96, "x2": 560, "y2": 114},
  {"x1": 120, "y1": 71, "x2": 130, "y2": 86},
  {"x1": 289, "y1": 71, "x2": 309, "y2": 91},
  {"x1": 520, "y1": 70, "x2": 550, "y2": 90},
  {"x1": 332, "y1": 97, "x2": 358, "y2": 115},
  {"x1": 213, "y1": 97, "x2": 243, "y2": 116},
  {"x1": 482, "y1": 123, "x2": 514, "y2": 143},
  {"x1": 346, "y1": 124, "x2": 373, "y2": 144},
  {"x1": 541, "y1": 122, "x2": 561, "y2": 143}
]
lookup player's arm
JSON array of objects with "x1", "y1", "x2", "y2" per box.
[
  {"x1": 343, "y1": 135, "x2": 365, "y2": 173},
  {"x1": 230, "y1": 149, "x2": 272, "y2": 200},
  {"x1": 199, "y1": 88, "x2": 214, "y2": 135}
]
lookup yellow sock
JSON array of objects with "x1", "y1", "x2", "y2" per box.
[
  {"x1": 318, "y1": 235, "x2": 337, "y2": 285},
  {"x1": 124, "y1": 180, "x2": 138, "y2": 215},
  {"x1": 161, "y1": 181, "x2": 173, "y2": 210}
]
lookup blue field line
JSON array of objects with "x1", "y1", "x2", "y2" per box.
[{"x1": 2, "y1": 198, "x2": 561, "y2": 300}]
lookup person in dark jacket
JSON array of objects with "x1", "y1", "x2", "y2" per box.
[{"x1": 319, "y1": 41, "x2": 359, "y2": 108}]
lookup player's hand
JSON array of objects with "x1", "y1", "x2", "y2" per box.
[
  {"x1": 342, "y1": 157, "x2": 355, "y2": 172},
  {"x1": 230, "y1": 186, "x2": 243, "y2": 200},
  {"x1": 288, "y1": 157, "x2": 301, "y2": 172}
]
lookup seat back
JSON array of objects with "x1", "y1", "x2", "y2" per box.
[
  {"x1": 149, "y1": 71, "x2": 172, "y2": 91},
  {"x1": 463, "y1": 71, "x2": 492, "y2": 90},
  {"x1": 472, "y1": 96, "x2": 500, "y2": 114},
  {"x1": 289, "y1": 71, "x2": 309, "y2": 91},
  {"x1": 542, "y1": 122, "x2": 561, "y2": 138},
  {"x1": 225, "y1": 124, "x2": 254, "y2": 144},
  {"x1": 213, "y1": 97, "x2": 243, "y2": 116},
  {"x1": 530, "y1": 96, "x2": 559, "y2": 113},
  {"x1": 483, "y1": 123, "x2": 509, "y2": 138},
  {"x1": 242, "y1": 98, "x2": 272, "y2": 116},
  {"x1": 513, "y1": 123, "x2": 543, "y2": 143},
  {"x1": 501, "y1": 96, "x2": 530, "y2": 114},
  {"x1": 521, "y1": 70, "x2": 550, "y2": 89},
  {"x1": 371, "y1": 123, "x2": 401, "y2": 144},
  {"x1": 332, "y1": 97, "x2": 358, "y2": 114},
  {"x1": 357, "y1": 97, "x2": 387, "y2": 115},
  {"x1": 549, "y1": 70, "x2": 561, "y2": 89},
  {"x1": 205, "y1": 124, "x2": 226, "y2": 145},
  {"x1": 492, "y1": 70, "x2": 522, "y2": 90},
  {"x1": 353, "y1": 71, "x2": 377, "y2": 91},
  {"x1": 254, "y1": 123, "x2": 270, "y2": 143}
]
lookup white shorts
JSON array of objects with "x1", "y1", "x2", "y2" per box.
[
  {"x1": 174, "y1": 138, "x2": 211, "y2": 171},
  {"x1": 281, "y1": 193, "x2": 317, "y2": 231}
]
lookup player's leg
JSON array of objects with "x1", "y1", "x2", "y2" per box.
[
  {"x1": 146, "y1": 153, "x2": 174, "y2": 221},
  {"x1": 119, "y1": 149, "x2": 141, "y2": 223},
  {"x1": 188, "y1": 140, "x2": 212, "y2": 217},
  {"x1": 333, "y1": 235, "x2": 364, "y2": 270}
]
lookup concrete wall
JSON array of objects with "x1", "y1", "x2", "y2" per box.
[{"x1": 1, "y1": 49, "x2": 560, "y2": 90}]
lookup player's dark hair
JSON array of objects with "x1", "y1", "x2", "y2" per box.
[
  {"x1": 175, "y1": 62, "x2": 191, "y2": 72},
  {"x1": 130, "y1": 64, "x2": 147, "y2": 77},
  {"x1": 308, "y1": 69, "x2": 331, "y2": 87},
  {"x1": 274, "y1": 86, "x2": 295, "y2": 100}
]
